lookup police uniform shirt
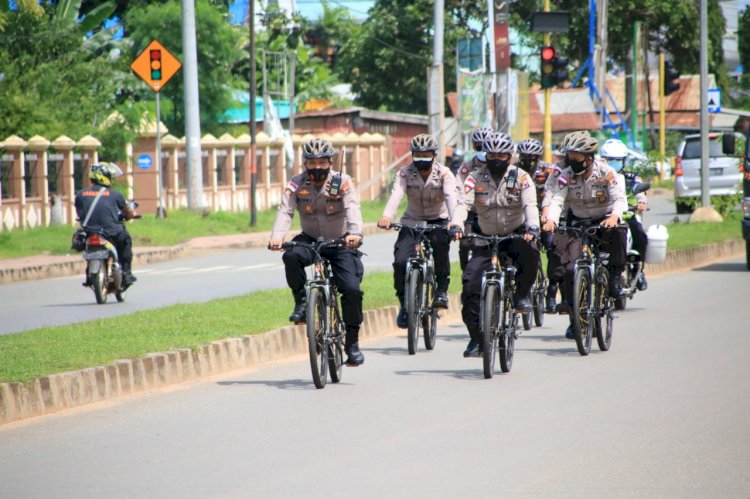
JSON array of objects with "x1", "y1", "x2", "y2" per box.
[
  {"x1": 546, "y1": 158, "x2": 628, "y2": 224},
  {"x1": 271, "y1": 171, "x2": 363, "y2": 240},
  {"x1": 456, "y1": 155, "x2": 485, "y2": 185},
  {"x1": 462, "y1": 165, "x2": 540, "y2": 236},
  {"x1": 74, "y1": 185, "x2": 127, "y2": 235},
  {"x1": 382, "y1": 162, "x2": 463, "y2": 226}
]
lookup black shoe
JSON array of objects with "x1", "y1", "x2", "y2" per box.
[
  {"x1": 433, "y1": 291, "x2": 449, "y2": 309},
  {"x1": 515, "y1": 296, "x2": 532, "y2": 313},
  {"x1": 396, "y1": 307, "x2": 407, "y2": 329},
  {"x1": 122, "y1": 272, "x2": 137, "y2": 286},
  {"x1": 565, "y1": 325, "x2": 575, "y2": 339},
  {"x1": 545, "y1": 296, "x2": 557, "y2": 314},
  {"x1": 556, "y1": 302, "x2": 570, "y2": 315},
  {"x1": 345, "y1": 342, "x2": 365, "y2": 366},
  {"x1": 289, "y1": 302, "x2": 306, "y2": 323},
  {"x1": 608, "y1": 277, "x2": 627, "y2": 299},
  {"x1": 636, "y1": 274, "x2": 648, "y2": 291},
  {"x1": 463, "y1": 339, "x2": 481, "y2": 358}
]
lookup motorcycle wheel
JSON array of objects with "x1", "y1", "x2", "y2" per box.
[{"x1": 92, "y1": 267, "x2": 107, "y2": 304}]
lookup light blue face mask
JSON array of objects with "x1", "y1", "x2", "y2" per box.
[
  {"x1": 475, "y1": 151, "x2": 487, "y2": 163},
  {"x1": 608, "y1": 159, "x2": 625, "y2": 173}
]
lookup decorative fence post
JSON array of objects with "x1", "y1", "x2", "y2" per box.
[
  {"x1": 52, "y1": 136, "x2": 77, "y2": 226},
  {"x1": 27, "y1": 135, "x2": 51, "y2": 227}
]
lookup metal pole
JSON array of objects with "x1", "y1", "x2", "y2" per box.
[
  {"x1": 631, "y1": 21, "x2": 639, "y2": 147},
  {"x1": 543, "y1": 0, "x2": 551, "y2": 162},
  {"x1": 249, "y1": 0, "x2": 257, "y2": 226},
  {"x1": 181, "y1": 0, "x2": 203, "y2": 209},
  {"x1": 156, "y1": 92, "x2": 165, "y2": 218},
  {"x1": 431, "y1": 0, "x2": 445, "y2": 158},
  {"x1": 289, "y1": 54, "x2": 296, "y2": 171},
  {"x1": 659, "y1": 53, "x2": 666, "y2": 159},
  {"x1": 699, "y1": 0, "x2": 711, "y2": 208}
]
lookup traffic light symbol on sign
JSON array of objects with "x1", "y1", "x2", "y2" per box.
[
  {"x1": 150, "y1": 49, "x2": 162, "y2": 81},
  {"x1": 664, "y1": 61, "x2": 680, "y2": 96}
]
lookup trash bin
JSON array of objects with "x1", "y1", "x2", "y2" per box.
[{"x1": 645, "y1": 224, "x2": 669, "y2": 264}]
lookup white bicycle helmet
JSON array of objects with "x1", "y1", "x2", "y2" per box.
[
  {"x1": 410, "y1": 134, "x2": 439, "y2": 153},
  {"x1": 565, "y1": 132, "x2": 599, "y2": 155},
  {"x1": 302, "y1": 138, "x2": 336, "y2": 160},
  {"x1": 470, "y1": 127, "x2": 493, "y2": 146},
  {"x1": 517, "y1": 138, "x2": 544, "y2": 156},
  {"x1": 483, "y1": 132, "x2": 514, "y2": 154},
  {"x1": 600, "y1": 139, "x2": 629, "y2": 160}
]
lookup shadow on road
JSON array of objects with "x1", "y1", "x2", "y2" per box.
[
  {"x1": 693, "y1": 262, "x2": 747, "y2": 272},
  {"x1": 216, "y1": 379, "x2": 323, "y2": 390},
  {"x1": 41, "y1": 302, "x2": 107, "y2": 308},
  {"x1": 394, "y1": 369, "x2": 494, "y2": 380}
]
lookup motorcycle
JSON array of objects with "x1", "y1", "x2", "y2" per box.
[{"x1": 616, "y1": 180, "x2": 650, "y2": 310}]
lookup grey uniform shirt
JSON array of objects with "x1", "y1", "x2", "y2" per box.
[
  {"x1": 271, "y1": 171, "x2": 363, "y2": 240},
  {"x1": 383, "y1": 162, "x2": 463, "y2": 226},
  {"x1": 461, "y1": 165, "x2": 540, "y2": 236},
  {"x1": 546, "y1": 159, "x2": 628, "y2": 224}
]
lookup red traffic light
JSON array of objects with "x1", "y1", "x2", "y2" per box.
[{"x1": 541, "y1": 46, "x2": 555, "y2": 61}]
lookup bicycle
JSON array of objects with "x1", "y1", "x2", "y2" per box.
[
  {"x1": 281, "y1": 238, "x2": 347, "y2": 389},
  {"x1": 522, "y1": 250, "x2": 548, "y2": 330},
  {"x1": 558, "y1": 223, "x2": 627, "y2": 356},
  {"x1": 464, "y1": 233, "x2": 526, "y2": 378},
  {"x1": 389, "y1": 222, "x2": 445, "y2": 355}
]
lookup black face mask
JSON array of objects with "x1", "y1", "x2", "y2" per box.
[
  {"x1": 487, "y1": 158, "x2": 509, "y2": 177},
  {"x1": 307, "y1": 168, "x2": 330, "y2": 183},
  {"x1": 414, "y1": 159, "x2": 433, "y2": 171},
  {"x1": 519, "y1": 157, "x2": 537, "y2": 172},
  {"x1": 565, "y1": 156, "x2": 587, "y2": 174}
]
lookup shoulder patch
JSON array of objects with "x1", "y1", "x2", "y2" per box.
[
  {"x1": 605, "y1": 172, "x2": 615, "y2": 183},
  {"x1": 399, "y1": 170, "x2": 407, "y2": 178},
  {"x1": 341, "y1": 179, "x2": 351, "y2": 192},
  {"x1": 460, "y1": 166, "x2": 468, "y2": 175},
  {"x1": 463, "y1": 176, "x2": 476, "y2": 193},
  {"x1": 552, "y1": 165, "x2": 563, "y2": 177},
  {"x1": 284, "y1": 180, "x2": 299, "y2": 195},
  {"x1": 520, "y1": 173, "x2": 531, "y2": 190},
  {"x1": 558, "y1": 175, "x2": 569, "y2": 189}
]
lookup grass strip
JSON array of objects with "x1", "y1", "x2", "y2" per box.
[
  {"x1": 0, "y1": 265, "x2": 462, "y2": 383},
  {"x1": 658, "y1": 211, "x2": 742, "y2": 250}
]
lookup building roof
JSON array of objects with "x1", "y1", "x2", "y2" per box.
[
  {"x1": 528, "y1": 88, "x2": 602, "y2": 133},
  {"x1": 293, "y1": 107, "x2": 429, "y2": 126}
]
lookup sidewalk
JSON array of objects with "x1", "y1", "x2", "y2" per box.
[{"x1": 0, "y1": 223, "x2": 381, "y2": 285}]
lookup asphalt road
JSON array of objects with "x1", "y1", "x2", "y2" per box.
[
  {"x1": 1, "y1": 255, "x2": 748, "y2": 498},
  {"x1": 0, "y1": 191, "x2": 686, "y2": 335}
]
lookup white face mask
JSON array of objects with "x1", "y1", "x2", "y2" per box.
[{"x1": 475, "y1": 152, "x2": 487, "y2": 163}]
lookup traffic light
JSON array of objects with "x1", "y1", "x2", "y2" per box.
[
  {"x1": 150, "y1": 49, "x2": 162, "y2": 81},
  {"x1": 664, "y1": 60, "x2": 680, "y2": 96},
  {"x1": 541, "y1": 46, "x2": 568, "y2": 89}
]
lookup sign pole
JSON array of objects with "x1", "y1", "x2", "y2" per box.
[{"x1": 156, "y1": 92, "x2": 165, "y2": 218}]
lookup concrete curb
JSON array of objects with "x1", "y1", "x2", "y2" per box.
[
  {"x1": 0, "y1": 223, "x2": 382, "y2": 285},
  {"x1": 0, "y1": 297, "x2": 462, "y2": 426}
]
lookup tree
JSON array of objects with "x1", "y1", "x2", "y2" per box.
[
  {"x1": 336, "y1": 0, "x2": 486, "y2": 114},
  {"x1": 124, "y1": 0, "x2": 244, "y2": 137},
  {"x1": 739, "y1": 7, "x2": 750, "y2": 74}
]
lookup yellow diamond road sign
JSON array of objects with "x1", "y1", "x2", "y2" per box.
[{"x1": 130, "y1": 40, "x2": 182, "y2": 93}]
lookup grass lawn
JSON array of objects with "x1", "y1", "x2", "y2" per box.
[
  {"x1": 663, "y1": 211, "x2": 742, "y2": 250},
  {"x1": 0, "y1": 265, "x2": 462, "y2": 383}
]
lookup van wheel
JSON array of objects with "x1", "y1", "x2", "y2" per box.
[{"x1": 675, "y1": 200, "x2": 692, "y2": 214}]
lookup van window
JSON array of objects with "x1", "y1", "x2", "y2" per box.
[{"x1": 682, "y1": 139, "x2": 723, "y2": 159}]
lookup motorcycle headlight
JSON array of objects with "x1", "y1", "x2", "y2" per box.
[{"x1": 743, "y1": 198, "x2": 750, "y2": 219}]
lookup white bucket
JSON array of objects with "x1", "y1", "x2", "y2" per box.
[{"x1": 645, "y1": 224, "x2": 669, "y2": 264}]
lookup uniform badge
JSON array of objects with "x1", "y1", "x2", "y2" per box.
[
  {"x1": 298, "y1": 188, "x2": 311, "y2": 196},
  {"x1": 284, "y1": 180, "x2": 299, "y2": 195},
  {"x1": 463, "y1": 176, "x2": 476, "y2": 193},
  {"x1": 460, "y1": 167, "x2": 468, "y2": 175},
  {"x1": 483, "y1": 174, "x2": 490, "y2": 181},
  {"x1": 304, "y1": 204, "x2": 313, "y2": 213},
  {"x1": 475, "y1": 185, "x2": 485, "y2": 193},
  {"x1": 552, "y1": 165, "x2": 563, "y2": 177},
  {"x1": 558, "y1": 175, "x2": 569, "y2": 189},
  {"x1": 605, "y1": 172, "x2": 615, "y2": 183},
  {"x1": 399, "y1": 170, "x2": 407, "y2": 178}
]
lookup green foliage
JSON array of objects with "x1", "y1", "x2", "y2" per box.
[
  {"x1": 124, "y1": 0, "x2": 244, "y2": 137},
  {"x1": 676, "y1": 193, "x2": 742, "y2": 217},
  {"x1": 739, "y1": 8, "x2": 750, "y2": 76}
]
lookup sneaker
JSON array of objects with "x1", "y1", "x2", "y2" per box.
[
  {"x1": 565, "y1": 325, "x2": 575, "y2": 339},
  {"x1": 345, "y1": 342, "x2": 365, "y2": 366},
  {"x1": 608, "y1": 278, "x2": 627, "y2": 299},
  {"x1": 122, "y1": 272, "x2": 137, "y2": 287},
  {"x1": 515, "y1": 296, "x2": 532, "y2": 313},
  {"x1": 396, "y1": 307, "x2": 407, "y2": 329},
  {"x1": 433, "y1": 291, "x2": 449, "y2": 309},
  {"x1": 463, "y1": 339, "x2": 481, "y2": 358},
  {"x1": 288, "y1": 302, "x2": 306, "y2": 323},
  {"x1": 636, "y1": 274, "x2": 648, "y2": 291}
]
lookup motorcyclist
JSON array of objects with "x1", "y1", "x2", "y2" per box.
[
  {"x1": 378, "y1": 133, "x2": 463, "y2": 328},
  {"x1": 600, "y1": 138, "x2": 649, "y2": 290},
  {"x1": 269, "y1": 137, "x2": 366, "y2": 366},
  {"x1": 459, "y1": 132, "x2": 540, "y2": 357},
  {"x1": 456, "y1": 127, "x2": 492, "y2": 271},
  {"x1": 74, "y1": 162, "x2": 138, "y2": 287},
  {"x1": 542, "y1": 132, "x2": 628, "y2": 339}
]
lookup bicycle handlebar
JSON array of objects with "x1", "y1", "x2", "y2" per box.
[
  {"x1": 280, "y1": 237, "x2": 347, "y2": 252},
  {"x1": 389, "y1": 222, "x2": 448, "y2": 232},
  {"x1": 557, "y1": 223, "x2": 628, "y2": 236}
]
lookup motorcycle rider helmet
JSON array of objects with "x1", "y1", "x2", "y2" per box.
[
  {"x1": 517, "y1": 138, "x2": 544, "y2": 157},
  {"x1": 600, "y1": 138, "x2": 629, "y2": 172},
  {"x1": 89, "y1": 162, "x2": 122, "y2": 187},
  {"x1": 410, "y1": 134, "x2": 439, "y2": 153},
  {"x1": 483, "y1": 132, "x2": 514, "y2": 154},
  {"x1": 302, "y1": 138, "x2": 336, "y2": 162}
]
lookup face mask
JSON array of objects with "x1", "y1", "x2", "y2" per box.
[
  {"x1": 475, "y1": 152, "x2": 487, "y2": 163},
  {"x1": 609, "y1": 160, "x2": 625, "y2": 173},
  {"x1": 307, "y1": 168, "x2": 330, "y2": 183},
  {"x1": 414, "y1": 158, "x2": 433, "y2": 171},
  {"x1": 487, "y1": 158, "x2": 509, "y2": 177},
  {"x1": 519, "y1": 157, "x2": 537, "y2": 172},
  {"x1": 565, "y1": 156, "x2": 587, "y2": 174}
]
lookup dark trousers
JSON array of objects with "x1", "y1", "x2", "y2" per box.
[
  {"x1": 282, "y1": 233, "x2": 364, "y2": 327},
  {"x1": 460, "y1": 239, "x2": 539, "y2": 339},
  {"x1": 560, "y1": 221, "x2": 626, "y2": 305},
  {"x1": 393, "y1": 220, "x2": 450, "y2": 298},
  {"x1": 106, "y1": 228, "x2": 133, "y2": 273},
  {"x1": 459, "y1": 211, "x2": 478, "y2": 271},
  {"x1": 626, "y1": 216, "x2": 648, "y2": 261}
]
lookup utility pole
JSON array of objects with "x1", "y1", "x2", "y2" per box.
[
  {"x1": 699, "y1": 0, "x2": 711, "y2": 210},
  {"x1": 543, "y1": 0, "x2": 551, "y2": 162},
  {"x1": 659, "y1": 53, "x2": 666, "y2": 159},
  {"x1": 631, "y1": 21, "x2": 639, "y2": 148},
  {"x1": 428, "y1": 0, "x2": 446, "y2": 158},
  {"x1": 181, "y1": 0, "x2": 204, "y2": 209},
  {"x1": 249, "y1": 0, "x2": 257, "y2": 226}
]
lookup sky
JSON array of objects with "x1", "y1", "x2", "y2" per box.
[{"x1": 229, "y1": 0, "x2": 376, "y2": 24}]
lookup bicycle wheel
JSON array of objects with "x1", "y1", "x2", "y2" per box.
[
  {"x1": 481, "y1": 285, "x2": 500, "y2": 378},
  {"x1": 595, "y1": 268, "x2": 613, "y2": 351},
  {"x1": 406, "y1": 268, "x2": 423, "y2": 355},
  {"x1": 572, "y1": 267, "x2": 593, "y2": 356},
  {"x1": 499, "y1": 290, "x2": 515, "y2": 373},
  {"x1": 522, "y1": 310, "x2": 532, "y2": 331},
  {"x1": 306, "y1": 288, "x2": 329, "y2": 389},
  {"x1": 328, "y1": 328, "x2": 344, "y2": 383},
  {"x1": 533, "y1": 269, "x2": 546, "y2": 327}
]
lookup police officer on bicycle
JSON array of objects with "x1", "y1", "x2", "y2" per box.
[
  {"x1": 269, "y1": 138, "x2": 366, "y2": 366},
  {"x1": 459, "y1": 132, "x2": 540, "y2": 358},
  {"x1": 541, "y1": 132, "x2": 628, "y2": 339},
  {"x1": 377, "y1": 133, "x2": 464, "y2": 328},
  {"x1": 456, "y1": 127, "x2": 491, "y2": 271}
]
